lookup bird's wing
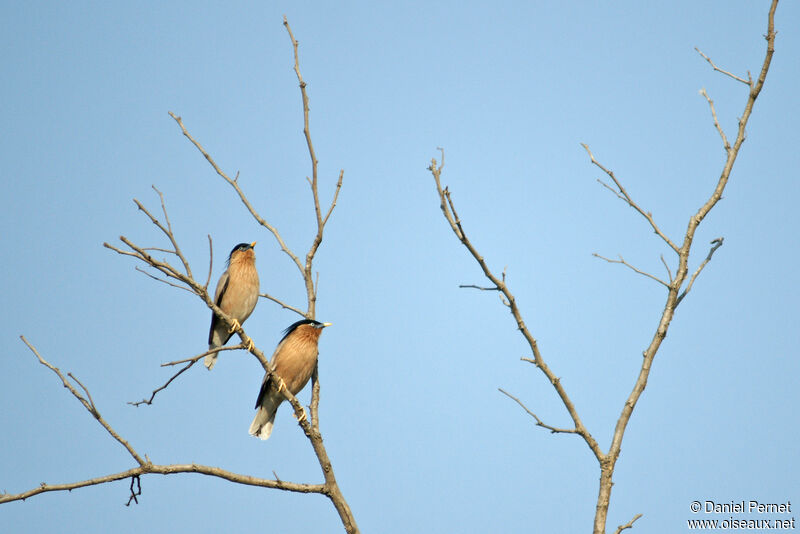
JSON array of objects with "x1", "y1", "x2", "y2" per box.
[
  {"x1": 254, "y1": 372, "x2": 273, "y2": 409},
  {"x1": 214, "y1": 270, "x2": 230, "y2": 306},
  {"x1": 208, "y1": 270, "x2": 231, "y2": 344},
  {"x1": 254, "y1": 338, "x2": 287, "y2": 408}
]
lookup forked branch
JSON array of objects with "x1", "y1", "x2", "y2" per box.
[
  {"x1": 3, "y1": 339, "x2": 325, "y2": 505},
  {"x1": 582, "y1": 144, "x2": 680, "y2": 254},
  {"x1": 428, "y1": 151, "x2": 604, "y2": 464},
  {"x1": 167, "y1": 111, "x2": 305, "y2": 278}
]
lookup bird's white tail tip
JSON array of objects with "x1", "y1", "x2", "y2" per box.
[{"x1": 249, "y1": 410, "x2": 275, "y2": 440}]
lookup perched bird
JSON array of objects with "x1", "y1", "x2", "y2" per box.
[
  {"x1": 206, "y1": 242, "x2": 260, "y2": 370},
  {"x1": 249, "y1": 319, "x2": 332, "y2": 440}
]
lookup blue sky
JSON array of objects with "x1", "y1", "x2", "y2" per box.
[{"x1": 1, "y1": 1, "x2": 798, "y2": 532}]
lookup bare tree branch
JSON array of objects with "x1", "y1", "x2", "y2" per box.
[
  {"x1": 167, "y1": 111, "x2": 305, "y2": 278},
  {"x1": 7, "y1": 339, "x2": 328, "y2": 503},
  {"x1": 130, "y1": 361, "x2": 197, "y2": 407},
  {"x1": 676, "y1": 237, "x2": 724, "y2": 306},
  {"x1": 699, "y1": 88, "x2": 731, "y2": 152},
  {"x1": 133, "y1": 266, "x2": 196, "y2": 293},
  {"x1": 140, "y1": 246, "x2": 177, "y2": 254},
  {"x1": 593, "y1": 253, "x2": 670, "y2": 288},
  {"x1": 282, "y1": 16, "x2": 344, "y2": 322},
  {"x1": 660, "y1": 254, "x2": 673, "y2": 284},
  {"x1": 67, "y1": 372, "x2": 97, "y2": 412},
  {"x1": 614, "y1": 513, "x2": 644, "y2": 534},
  {"x1": 260, "y1": 292, "x2": 306, "y2": 317},
  {"x1": 204, "y1": 234, "x2": 214, "y2": 290},
  {"x1": 695, "y1": 47, "x2": 751, "y2": 85},
  {"x1": 0, "y1": 462, "x2": 324, "y2": 505},
  {"x1": 323, "y1": 170, "x2": 345, "y2": 227},
  {"x1": 428, "y1": 151, "x2": 605, "y2": 464},
  {"x1": 459, "y1": 284, "x2": 500, "y2": 291},
  {"x1": 281, "y1": 18, "x2": 356, "y2": 532},
  {"x1": 582, "y1": 144, "x2": 680, "y2": 254},
  {"x1": 498, "y1": 388, "x2": 579, "y2": 435},
  {"x1": 152, "y1": 185, "x2": 193, "y2": 280},
  {"x1": 20, "y1": 336, "x2": 146, "y2": 466},
  {"x1": 160, "y1": 345, "x2": 243, "y2": 367}
]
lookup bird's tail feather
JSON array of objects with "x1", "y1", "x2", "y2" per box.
[
  {"x1": 204, "y1": 344, "x2": 218, "y2": 370},
  {"x1": 249, "y1": 393, "x2": 282, "y2": 440},
  {"x1": 249, "y1": 407, "x2": 277, "y2": 440}
]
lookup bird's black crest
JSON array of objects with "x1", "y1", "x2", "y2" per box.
[
  {"x1": 279, "y1": 319, "x2": 324, "y2": 344},
  {"x1": 228, "y1": 242, "x2": 254, "y2": 259}
]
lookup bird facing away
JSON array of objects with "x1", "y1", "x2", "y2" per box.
[
  {"x1": 249, "y1": 319, "x2": 332, "y2": 440},
  {"x1": 206, "y1": 242, "x2": 260, "y2": 370}
]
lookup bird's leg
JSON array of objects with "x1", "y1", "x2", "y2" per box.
[
  {"x1": 227, "y1": 318, "x2": 242, "y2": 334},
  {"x1": 294, "y1": 408, "x2": 308, "y2": 423},
  {"x1": 243, "y1": 337, "x2": 254, "y2": 351},
  {"x1": 277, "y1": 379, "x2": 286, "y2": 393}
]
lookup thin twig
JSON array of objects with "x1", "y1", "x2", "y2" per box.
[
  {"x1": 582, "y1": 144, "x2": 680, "y2": 254},
  {"x1": 699, "y1": 88, "x2": 731, "y2": 152},
  {"x1": 283, "y1": 16, "x2": 342, "y2": 320},
  {"x1": 695, "y1": 47, "x2": 751, "y2": 85},
  {"x1": 167, "y1": 112, "x2": 305, "y2": 277},
  {"x1": 67, "y1": 372, "x2": 96, "y2": 412},
  {"x1": 20, "y1": 337, "x2": 146, "y2": 466},
  {"x1": 129, "y1": 361, "x2": 195, "y2": 407},
  {"x1": 134, "y1": 266, "x2": 196, "y2": 294},
  {"x1": 259, "y1": 293, "x2": 305, "y2": 317},
  {"x1": 141, "y1": 247, "x2": 177, "y2": 254},
  {"x1": 323, "y1": 170, "x2": 345, "y2": 227},
  {"x1": 160, "y1": 345, "x2": 243, "y2": 367},
  {"x1": 145, "y1": 188, "x2": 194, "y2": 280},
  {"x1": 498, "y1": 388, "x2": 579, "y2": 435},
  {"x1": 204, "y1": 234, "x2": 213, "y2": 290},
  {"x1": 459, "y1": 284, "x2": 500, "y2": 291},
  {"x1": 593, "y1": 253, "x2": 670, "y2": 288},
  {"x1": 676, "y1": 238, "x2": 724, "y2": 306},
  {"x1": 660, "y1": 254, "x2": 673, "y2": 284},
  {"x1": 614, "y1": 513, "x2": 644, "y2": 534}
]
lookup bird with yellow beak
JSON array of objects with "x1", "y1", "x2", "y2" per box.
[
  {"x1": 249, "y1": 319, "x2": 332, "y2": 440},
  {"x1": 206, "y1": 242, "x2": 259, "y2": 370}
]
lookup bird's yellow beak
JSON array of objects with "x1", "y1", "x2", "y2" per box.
[
  {"x1": 250, "y1": 241, "x2": 257, "y2": 248},
  {"x1": 322, "y1": 322, "x2": 332, "y2": 327}
]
